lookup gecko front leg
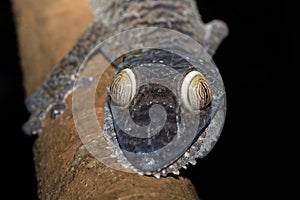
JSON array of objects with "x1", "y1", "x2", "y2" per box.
[
  {"x1": 23, "y1": 21, "x2": 114, "y2": 135},
  {"x1": 202, "y1": 20, "x2": 229, "y2": 56}
]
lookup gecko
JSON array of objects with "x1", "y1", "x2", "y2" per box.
[{"x1": 23, "y1": 0, "x2": 228, "y2": 177}]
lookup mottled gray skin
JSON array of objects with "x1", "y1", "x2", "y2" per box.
[
  {"x1": 23, "y1": 22, "x2": 115, "y2": 135},
  {"x1": 23, "y1": 0, "x2": 228, "y2": 177}
]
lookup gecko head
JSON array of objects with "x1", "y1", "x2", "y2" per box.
[{"x1": 105, "y1": 49, "x2": 217, "y2": 176}]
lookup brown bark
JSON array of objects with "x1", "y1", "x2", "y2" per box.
[{"x1": 12, "y1": 0, "x2": 200, "y2": 199}]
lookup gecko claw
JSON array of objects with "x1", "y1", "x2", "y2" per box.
[{"x1": 50, "y1": 103, "x2": 67, "y2": 118}]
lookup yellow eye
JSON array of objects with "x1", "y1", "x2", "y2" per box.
[
  {"x1": 110, "y1": 68, "x2": 136, "y2": 107},
  {"x1": 181, "y1": 71, "x2": 212, "y2": 111}
]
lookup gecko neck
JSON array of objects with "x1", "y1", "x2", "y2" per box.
[{"x1": 90, "y1": 0, "x2": 205, "y2": 43}]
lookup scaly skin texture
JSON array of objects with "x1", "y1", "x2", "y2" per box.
[
  {"x1": 23, "y1": 22, "x2": 115, "y2": 134},
  {"x1": 23, "y1": 0, "x2": 228, "y2": 177},
  {"x1": 102, "y1": 48, "x2": 226, "y2": 177},
  {"x1": 91, "y1": 0, "x2": 227, "y2": 55},
  {"x1": 24, "y1": 0, "x2": 227, "y2": 135}
]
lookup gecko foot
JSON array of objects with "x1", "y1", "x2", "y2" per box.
[
  {"x1": 23, "y1": 101, "x2": 67, "y2": 135},
  {"x1": 203, "y1": 19, "x2": 229, "y2": 56},
  {"x1": 23, "y1": 117, "x2": 42, "y2": 135}
]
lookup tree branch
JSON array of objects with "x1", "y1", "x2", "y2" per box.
[{"x1": 12, "y1": 0, "x2": 200, "y2": 199}]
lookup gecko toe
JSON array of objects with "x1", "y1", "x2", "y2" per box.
[
  {"x1": 23, "y1": 119, "x2": 42, "y2": 136},
  {"x1": 24, "y1": 97, "x2": 38, "y2": 113},
  {"x1": 50, "y1": 103, "x2": 67, "y2": 118}
]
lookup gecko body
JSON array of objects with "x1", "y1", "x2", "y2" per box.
[{"x1": 24, "y1": 0, "x2": 228, "y2": 177}]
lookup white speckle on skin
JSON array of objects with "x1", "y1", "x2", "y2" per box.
[
  {"x1": 184, "y1": 152, "x2": 190, "y2": 157},
  {"x1": 145, "y1": 171, "x2": 152, "y2": 175},
  {"x1": 189, "y1": 159, "x2": 197, "y2": 165},
  {"x1": 154, "y1": 173, "x2": 161, "y2": 179},
  {"x1": 172, "y1": 169, "x2": 180, "y2": 175}
]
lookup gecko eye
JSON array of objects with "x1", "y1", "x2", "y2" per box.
[
  {"x1": 110, "y1": 68, "x2": 137, "y2": 107},
  {"x1": 181, "y1": 71, "x2": 212, "y2": 111}
]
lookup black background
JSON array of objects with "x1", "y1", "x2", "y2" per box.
[{"x1": 0, "y1": 0, "x2": 293, "y2": 199}]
